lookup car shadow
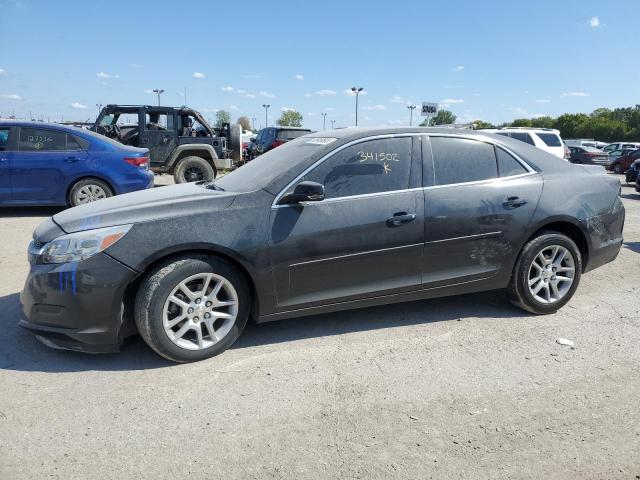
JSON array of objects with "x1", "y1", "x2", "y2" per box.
[
  {"x1": 0, "y1": 289, "x2": 531, "y2": 374},
  {"x1": 0, "y1": 206, "x2": 64, "y2": 218},
  {"x1": 623, "y1": 241, "x2": 640, "y2": 254},
  {"x1": 620, "y1": 192, "x2": 639, "y2": 200}
]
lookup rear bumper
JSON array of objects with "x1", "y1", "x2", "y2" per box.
[
  {"x1": 583, "y1": 198, "x2": 625, "y2": 273},
  {"x1": 116, "y1": 170, "x2": 155, "y2": 195},
  {"x1": 20, "y1": 252, "x2": 138, "y2": 353}
]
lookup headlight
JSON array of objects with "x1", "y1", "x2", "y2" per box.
[{"x1": 33, "y1": 225, "x2": 132, "y2": 264}]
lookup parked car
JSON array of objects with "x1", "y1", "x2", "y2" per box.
[
  {"x1": 565, "y1": 139, "x2": 608, "y2": 149},
  {"x1": 0, "y1": 121, "x2": 153, "y2": 207},
  {"x1": 92, "y1": 105, "x2": 237, "y2": 183},
  {"x1": 602, "y1": 142, "x2": 640, "y2": 154},
  {"x1": 625, "y1": 159, "x2": 640, "y2": 183},
  {"x1": 568, "y1": 146, "x2": 610, "y2": 166},
  {"x1": 21, "y1": 128, "x2": 625, "y2": 362},
  {"x1": 247, "y1": 126, "x2": 312, "y2": 159},
  {"x1": 607, "y1": 148, "x2": 640, "y2": 174},
  {"x1": 482, "y1": 128, "x2": 565, "y2": 159}
]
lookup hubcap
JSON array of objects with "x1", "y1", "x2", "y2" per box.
[
  {"x1": 184, "y1": 166, "x2": 206, "y2": 182},
  {"x1": 527, "y1": 245, "x2": 576, "y2": 304},
  {"x1": 162, "y1": 273, "x2": 239, "y2": 350},
  {"x1": 75, "y1": 184, "x2": 107, "y2": 204}
]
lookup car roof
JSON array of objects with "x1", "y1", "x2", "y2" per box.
[{"x1": 0, "y1": 120, "x2": 85, "y2": 133}]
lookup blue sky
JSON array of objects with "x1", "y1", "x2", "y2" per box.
[{"x1": 1, "y1": 0, "x2": 638, "y2": 130}]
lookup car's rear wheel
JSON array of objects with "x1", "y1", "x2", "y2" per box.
[
  {"x1": 613, "y1": 163, "x2": 624, "y2": 174},
  {"x1": 508, "y1": 232, "x2": 582, "y2": 314},
  {"x1": 134, "y1": 255, "x2": 250, "y2": 363},
  {"x1": 173, "y1": 156, "x2": 216, "y2": 184},
  {"x1": 69, "y1": 178, "x2": 113, "y2": 207}
]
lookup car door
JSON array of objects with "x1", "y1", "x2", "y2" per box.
[
  {"x1": 0, "y1": 126, "x2": 14, "y2": 202},
  {"x1": 139, "y1": 111, "x2": 178, "y2": 166},
  {"x1": 421, "y1": 135, "x2": 543, "y2": 286},
  {"x1": 12, "y1": 126, "x2": 89, "y2": 204},
  {"x1": 269, "y1": 135, "x2": 424, "y2": 311}
]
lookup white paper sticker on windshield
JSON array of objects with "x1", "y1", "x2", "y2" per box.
[{"x1": 306, "y1": 137, "x2": 337, "y2": 145}]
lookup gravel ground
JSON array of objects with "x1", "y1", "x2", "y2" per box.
[{"x1": 0, "y1": 179, "x2": 639, "y2": 479}]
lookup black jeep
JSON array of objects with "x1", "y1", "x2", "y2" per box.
[{"x1": 92, "y1": 105, "x2": 240, "y2": 183}]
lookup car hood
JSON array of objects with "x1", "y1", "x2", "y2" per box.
[{"x1": 53, "y1": 183, "x2": 236, "y2": 233}]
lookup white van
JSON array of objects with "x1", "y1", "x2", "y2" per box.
[{"x1": 482, "y1": 127, "x2": 565, "y2": 159}]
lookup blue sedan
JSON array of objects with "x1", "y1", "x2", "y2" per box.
[{"x1": 0, "y1": 121, "x2": 154, "y2": 207}]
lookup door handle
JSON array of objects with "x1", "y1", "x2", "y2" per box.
[
  {"x1": 503, "y1": 196, "x2": 527, "y2": 208},
  {"x1": 0, "y1": 157, "x2": 7, "y2": 163},
  {"x1": 65, "y1": 156, "x2": 80, "y2": 163},
  {"x1": 386, "y1": 212, "x2": 416, "y2": 227}
]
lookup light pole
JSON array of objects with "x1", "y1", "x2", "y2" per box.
[
  {"x1": 262, "y1": 104, "x2": 270, "y2": 127},
  {"x1": 350, "y1": 87, "x2": 363, "y2": 126},
  {"x1": 152, "y1": 89, "x2": 164, "y2": 106},
  {"x1": 251, "y1": 117, "x2": 256, "y2": 130},
  {"x1": 95, "y1": 103, "x2": 102, "y2": 119},
  {"x1": 330, "y1": 120, "x2": 336, "y2": 129},
  {"x1": 407, "y1": 105, "x2": 416, "y2": 126},
  {"x1": 321, "y1": 112, "x2": 327, "y2": 130}
]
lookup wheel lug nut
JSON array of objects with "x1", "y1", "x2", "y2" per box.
[
  {"x1": 188, "y1": 308, "x2": 194, "y2": 314},
  {"x1": 204, "y1": 312, "x2": 211, "y2": 319},
  {"x1": 195, "y1": 298, "x2": 201, "y2": 304},
  {"x1": 193, "y1": 316, "x2": 199, "y2": 322},
  {"x1": 206, "y1": 301, "x2": 212, "y2": 307}
]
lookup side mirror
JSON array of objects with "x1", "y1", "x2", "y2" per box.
[{"x1": 280, "y1": 181, "x2": 325, "y2": 205}]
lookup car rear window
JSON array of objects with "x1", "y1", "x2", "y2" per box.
[
  {"x1": 277, "y1": 130, "x2": 310, "y2": 141},
  {"x1": 19, "y1": 127, "x2": 67, "y2": 151},
  {"x1": 430, "y1": 137, "x2": 498, "y2": 185},
  {"x1": 510, "y1": 132, "x2": 536, "y2": 146},
  {"x1": 536, "y1": 133, "x2": 562, "y2": 147}
]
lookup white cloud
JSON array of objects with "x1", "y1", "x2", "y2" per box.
[
  {"x1": 1, "y1": 93, "x2": 23, "y2": 100},
  {"x1": 0, "y1": 68, "x2": 7, "y2": 77},
  {"x1": 509, "y1": 107, "x2": 528, "y2": 116},
  {"x1": 244, "y1": 93, "x2": 256, "y2": 99},
  {"x1": 563, "y1": 91, "x2": 590, "y2": 97},
  {"x1": 96, "y1": 72, "x2": 119, "y2": 79},
  {"x1": 452, "y1": 65, "x2": 465, "y2": 72},
  {"x1": 304, "y1": 93, "x2": 312, "y2": 98},
  {"x1": 259, "y1": 91, "x2": 276, "y2": 98},
  {"x1": 367, "y1": 104, "x2": 386, "y2": 111},
  {"x1": 143, "y1": 89, "x2": 154, "y2": 94},
  {"x1": 390, "y1": 95, "x2": 406, "y2": 104},
  {"x1": 222, "y1": 86, "x2": 234, "y2": 92},
  {"x1": 295, "y1": 74, "x2": 304, "y2": 80},
  {"x1": 70, "y1": 102, "x2": 87, "y2": 109},
  {"x1": 192, "y1": 72, "x2": 205, "y2": 79},
  {"x1": 229, "y1": 105, "x2": 239, "y2": 111},
  {"x1": 590, "y1": 16, "x2": 600, "y2": 28},
  {"x1": 281, "y1": 107, "x2": 295, "y2": 112},
  {"x1": 344, "y1": 89, "x2": 367, "y2": 96},
  {"x1": 316, "y1": 89, "x2": 337, "y2": 96},
  {"x1": 440, "y1": 98, "x2": 464, "y2": 105},
  {"x1": 535, "y1": 99, "x2": 551, "y2": 103}
]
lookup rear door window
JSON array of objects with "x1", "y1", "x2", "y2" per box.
[
  {"x1": 66, "y1": 134, "x2": 89, "y2": 150},
  {"x1": 0, "y1": 128, "x2": 10, "y2": 151},
  {"x1": 430, "y1": 137, "x2": 498, "y2": 185},
  {"x1": 536, "y1": 133, "x2": 562, "y2": 147},
  {"x1": 302, "y1": 136, "x2": 412, "y2": 199},
  {"x1": 496, "y1": 147, "x2": 528, "y2": 177},
  {"x1": 510, "y1": 132, "x2": 536, "y2": 145},
  {"x1": 18, "y1": 128, "x2": 67, "y2": 151}
]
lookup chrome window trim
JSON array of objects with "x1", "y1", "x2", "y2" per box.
[{"x1": 272, "y1": 132, "x2": 538, "y2": 208}]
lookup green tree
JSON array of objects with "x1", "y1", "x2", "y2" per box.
[
  {"x1": 214, "y1": 110, "x2": 231, "y2": 128},
  {"x1": 236, "y1": 116, "x2": 251, "y2": 131},
  {"x1": 574, "y1": 117, "x2": 627, "y2": 143},
  {"x1": 553, "y1": 113, "x2": 589, "y2": 139},
  {"x1": 529, "y1": 116, "x2": 555, "y2": 129},
  {"x1": 277, "y1": 110, "x2": 303, "y2": 127},
  {"x1": 510, "y1": 118, "x2": 533, "y2": 127},
  {"x1": 420, "y1": 109, "x2": 456, "y2": 126}
]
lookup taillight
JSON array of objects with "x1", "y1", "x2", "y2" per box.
[
  {"x1": 271, "y1": 139, "x2": 285, "y2": 149},
  {"x1": 124, "y1": 156, "x2": 149, "y2": 169}
]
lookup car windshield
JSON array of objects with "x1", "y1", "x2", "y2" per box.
[
  {"x1": 582, "y1": 146, "x2": 602, "y2": 153},
  {"x1": 277, "y1": 129, "x2": 311, "y2": 141},
  {"x1": 99, "y1": 114, "x2": 116, "y2": 126},
  {"x1": 214, "y1": 135, "x2": 331, "y2": 194},
  {"x1": 536, "y1": 133, "x2": 562, "y2": 147}
]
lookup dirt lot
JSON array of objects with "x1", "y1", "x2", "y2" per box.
[{"x1": 0, "y1": 180, "x2": 639, "y2": 480}]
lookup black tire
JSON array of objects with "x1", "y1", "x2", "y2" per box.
[
  {"x1": 134, "y1": 255, "x2": 250, "y2": 363},
  {"x1": 229, "y1": 123, "x2": 242, "y2": 163},
  {"x1": 508, "y1": 231, "x2": 582, "y2": 314},
  {"x1": 613, "y1": 163, "x2": 624, "y2": 174},
  {"x1": 68, "y1": 178, "x2": 113, "y2": 207},
  {"x1": 173, "y1": 156, "x2": 216, "y2": 184}
]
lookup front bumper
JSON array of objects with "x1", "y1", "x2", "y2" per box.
[{"x1": 20, "y1": 252, "x2": 138, "y2": 353}]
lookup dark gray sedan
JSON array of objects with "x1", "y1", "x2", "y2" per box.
[{"x1": 21, "y1": 128, "x2": 625, "y2": 362}]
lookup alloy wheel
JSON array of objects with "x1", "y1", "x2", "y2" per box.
[
  {"x1": 527, "y1": 245, "x2": 576, "y2": 304},
  {"x1": 162, "y1": 273, "x2": 239, "y2": 350},
  {"x1": 75, "y1": 184, "x2": 107, "y2": 204}
]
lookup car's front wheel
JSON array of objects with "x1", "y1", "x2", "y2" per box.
[
  {"x1": 134, "y1": 256, "x2": 250, "y2": 362},
  {"x1": 508, "y1": 232, "x2": 582, "y2": 314},
  {"x1": 613, "y1": 163, "x2": 624, "y2": 174},
  {"x1": 69, "y1": 178, "x2": 113, "y2": 207}
]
